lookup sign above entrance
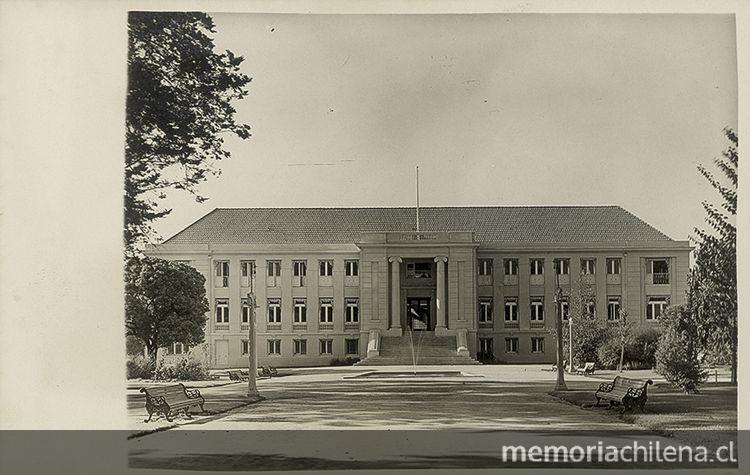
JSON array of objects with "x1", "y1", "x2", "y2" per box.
[{"x1": 357, "y1": 231, "x2": 475, "y2": 245}]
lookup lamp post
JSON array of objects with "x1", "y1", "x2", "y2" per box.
[
  {"x1": 246, "y1": 291, "x2": 260, "y2": 399},
  {"x1": 568, "y1": 313, "x2": 573, "y2": 373},
  {"x1": 554, "y1": 260, "x2": 568, "y2": 391}
]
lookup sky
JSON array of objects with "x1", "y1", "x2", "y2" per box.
[{"x1": 155, "y1": 13, "x2": 737, "y2": 243}]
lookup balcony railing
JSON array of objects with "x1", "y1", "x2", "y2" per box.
[{"x1": 652, "y1": 273, "x2": 670, "y2": 285}]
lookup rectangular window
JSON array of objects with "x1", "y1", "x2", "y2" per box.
[
  {"x1": 504, "y1": 259, "x2": 518, "y2": 276},
  {"x1": 586, "y1": 299, "x2": 597, "y2": 317},
  {"x1": 581, "y1": 259, "x2": 596, "y2": 275},
  {"x1": 320, "y1": 339, "x2": 333, "y2": 355},
  {"x1": 170, "y1": 342, "x2": 187, "y2": 355},
  {"x1": 268, "y1": 339, "x2": 281, "y2": 355},
  {"x1": 505, "y1": 337, "x2": 519, "y2": 354},
  {"x1": 215, "y1": 299, "x2": 229, "y2": 324},
  {"x1": 650, "y1": 259, "x2": 670, "y2": 284},
  {"x1": 319, "y1": 298, "x2": 334, "y2": 323},
  {"x1": 555, "y1": 259, "x2": 570, "y2": 275},
  {"x1": 267, "y1": 299, "x2": 281, "y2": 324},
  {"x1": 241, "y1": 340, "x2": 249, "y2": 355},
  {"x1": 319, "y1": 260, "x2": 333, "y2": 277},
  {"x1": 293, "y1": 260, "x2": 307, "y2": 287},
  {"x1": 345, "y1": 260, "x2": 359, "y2": 276},
  {"x1": 345, "y1": 298, "x2": 360, "y2": 323},
  {"x1": 478, "y1": 298, "x2": 493, "y2": 323},
  {"x1": 241, "y1": 298, "x2": 250, "y2": 324},
  {"x1": 530, "y1": 259, "x2": 544, "y2": 275},
  {"x1": 606, "y1": 258, "x2": 621, "y2": 275},
  {"x1": 560, "y1": 297, "x2": 570, "y2": 321},
  {"x1": 215, "y1": 260, "x2": 229, "y2": 287},
  {"x1": 646, "y1": 297, "x2": 668, "y2": 320},
  {"x1": 531, "y1": 337, "x2": 545, "y2": 353},
  {"x1": 530, "y1": 297, "x2": 544, "y2": 321},
  {"x1": 267, "y1": 260, "x2": 281, "y2": 287},
  {"x1": 240, "y1": 260, "x2": 255, "y2": 288},
  {"x1": 479, "y1": 337, "x2": 494, "y2": 355},
  {"x1": 478, "y1": 259, "x2": 493, "y2": 276},
  {"x1": 504, "y1": 298, "x2": 518, "y2": 321},
  {"x1": 293, "y1": 339, "x2": 307, "y2": 355},
  {"x1": 607, "y1": 297, "x2": 621, "y2": 321},
  {"x1": 345, "y1": 338, "x2": 359, "y2": 355},
  {"x1": 293, "y1": 299, "x2": 307, "y2": 323},
  {"x1": 406, "y1": 262, "x2": 432, "y2": 279}
]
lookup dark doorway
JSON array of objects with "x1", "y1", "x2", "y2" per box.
[{"x1": 406, "y1": 297, "x2": 431, "y2": 331}]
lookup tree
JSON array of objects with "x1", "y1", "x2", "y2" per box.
[
  {"x1": 125, "y1": 12, "x2": 252, "y2": 254},
  {"x1": 561, "y1": 276, "x2": 605, "y2": 367},
  {"x1": 655, "y1": 304, "x2": 707, "y2": 393},
  {"x1": 125, "y1": 257, "x2": 210, "y2": 366},
  {"x1": 689, "y1": 128, "x2": 737, "y2": 383}
]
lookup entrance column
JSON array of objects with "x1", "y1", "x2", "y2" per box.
[
  {"x1": 389, "y1": 257, "x2": 402, "y2": 331},
  {"x1": 434, "y1": 256, "x2": 448, "y2": 334}
]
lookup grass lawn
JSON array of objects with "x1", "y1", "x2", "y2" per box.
[{"x1": 552, "y1": 379, "x2": 736, "y2": 451}]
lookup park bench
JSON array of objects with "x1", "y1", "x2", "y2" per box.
[
  {"x1": 595, "y1": 376, "x2": 653, "y2": 412},
  {"x1": 575, "y1": 362, "x2": 595, "y2": 375},
  {"x1": 228, "y1": 370, "x2": 248, "y2": 381},
  {"x1": 140, "y1": 383, "x2": 205, "y2": 423},
  {"x1": 261, "y1": 366, "x2": 279, "y2": 377}
]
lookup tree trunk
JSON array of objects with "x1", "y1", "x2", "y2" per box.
[
  {"x1": 618, "y1": 342, "x2": 625, "y2": 373},
  {"x1": 731, "y1": 325, "x2": 737, "y2": 384},
  {"x1": 146, "y1": 340, "x2": 159, "y2": 378}
]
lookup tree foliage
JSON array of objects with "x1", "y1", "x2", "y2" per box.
[
  {"x1": 561, "y1": 276, "x2": 606, "y2": 367},
  {"x1": 689, "y1": 128, "x2": 737, "y2": 383},
  {"x1": 125, "y1": 12, "x2": 252, "y2": 252},
  {"x1": 125, "y1": 257, "x2": 209, "y2": 364},
  {"x1": 656, "y1": 305, "x2": 707, "y2": 393}
]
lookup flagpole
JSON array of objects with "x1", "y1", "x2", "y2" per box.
[{"x1": 416, "y1": 166, "x2": 420, "y2": 232}]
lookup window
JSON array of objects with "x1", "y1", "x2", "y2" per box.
[
  {"x1": 267, "y1": 260, "x2": 281, "y2": 286},
  {"x1": 267, "y1": 299, "x2": 281, "y2": 324},
  {"x1": 293, "y1": 339, "x2": 307, "y2": 355},
  {"x1": 242, "y1": 298, "x2": 250, "y2": 324},
  {"x1": 581, "y1": 259, "x2": 596, "y2": 275},
  {"x1": 555, "y1": 259, "x2": 570, "y2": 275},
  {"x1": 320, "y1": 339, "x2": 333, "y2": 355},
  {"x1": 319, "y1": 298, "x2": 334, "y2": 323},
  {"x1": 478, "y1": 298, "x2": 493, "y2": 323},
  {"x1": 167, "y1": 342, "x2": 188, "y2": 355},
  {"x1": 406, "y1": 262, "x2": 432, "y2": 279},
  {"x1": 478, "y1": 259, "x2": 493, "y2": 276},
  {"x1": 530, "y1": 259, "x2": 544, "y2": 275},
  {"x1": 650, "y1": 259, "x2": 670, "y2": 284},
  {"x1": 607, "y1": 297, "x2": 621, "y2": 321},
  {"x1": 241, "y1": 340, "x2": 250, "y2": 355},
  {"x1": 293, "y1": 260, "x2": 307, "y2": 286},
  {"x1": 504, "y1": 259, "x2": 518, "y2": 276},
  {"x1": 479, "y1": 337, "x2": 494, "y2": 355},
  {"x1": 530, "y1": 297, "x2": 544, "y2": 321},
  {"x1": 215, "y1": 260, "x2": 229, "y2": 287},
  {"x1": 505, "y1": 337, "x2": 519, "y2": 354},
  {"x1": 586, "y1": 299, "x2": 597, "y2": 317},
  {"x1": 345, "y1": 338, "x2": 359, "y2": 355},
  {"x1": 607, "y1": 258, "x2": 621, "y2": 275},
  {"x1": 345, "y1": 260, "x2": 359, "y2": 276},
  {"x1": 293, "y1": 299, "x2": 307, "y2": 323},
  {"x1": 241, "y1": 260, "x2": 255, "y2": 288},
  {"x1": 504, "y1": 298, "x2": 518, "y2": 321},
  {"x1": 560, "y1": 297, "x2": 569, "y2": 321},
  {"x1": 268, "y1": 339, "x2": 281, "y2": 355},
  {"x1": 531, "y1": 337, "x2": 545, "y2": 353},
  {"x1": 319, "y1": 260, "x2": 333, "y2": 277},
  {"x1": 215, "y1": 299, "x2": 229, "y2": 324},
  {"x1": 345, "y1": 298, "x2": 359, "y2": 323},
  {"x1": 646, "y1": 297, "x2": 668, "y2": 320}
]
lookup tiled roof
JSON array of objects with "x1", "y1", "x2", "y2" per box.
[{"x1": 163, "y1": 206, "x2": 675, "y2": 245}]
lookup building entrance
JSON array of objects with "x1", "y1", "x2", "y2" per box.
[{"x1": 406, "y1": 297, "x2": 431, "y2": 331}]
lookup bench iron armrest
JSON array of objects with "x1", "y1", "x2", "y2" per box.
[
  {"x1": 185, "y1": 388, "x2": 202, "y2": 399},
  {"x1": 598, "y1": 382, "x2": 614, "y2": 392}
]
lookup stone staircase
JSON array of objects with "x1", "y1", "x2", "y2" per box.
[{"x1": 356, "y1": 332, "x2": 480, "y2": 366}]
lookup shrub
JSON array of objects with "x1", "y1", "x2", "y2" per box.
[
  {"x1": 127, "y1": 354, "x2": 155, "y2": 379},
  {"x1": 476, "y1": 351, "x2": 495, "y2": 362},
  {"x1": 329, "y1": 357, "x2": 359, "y2": 366},
  {"x1": 153, "y1": 356, "x2": 210, "y2": 381},
  {"x1": 596, "y1": 333, "x2": 621, "y2": 370},
  {"x1": 627, "y1": 327, "x2": 661, "y2": 369},
  {"x1": 655, "y1": 305, "x2": 707, "y2": 393}
]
